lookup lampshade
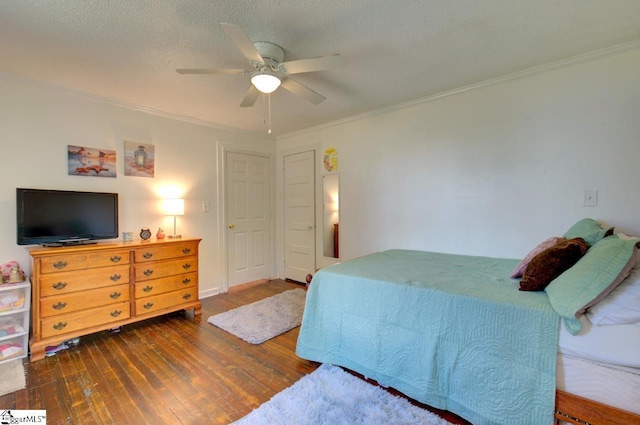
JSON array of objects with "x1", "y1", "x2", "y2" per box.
[
  {"x1": 162, "y1": 198, "x2": 184, "y2": 216},
  {"x1": 251, "y1": 72, "x2": 281, "y2": 94}
]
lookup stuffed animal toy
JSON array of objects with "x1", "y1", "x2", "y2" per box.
[{"x1": 1, "y1": 261, "x2": 25, "y2": 284}]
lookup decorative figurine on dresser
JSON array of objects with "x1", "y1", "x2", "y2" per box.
[{"x1": 27, "y1": 238, "x2": 202, "y2": 361}]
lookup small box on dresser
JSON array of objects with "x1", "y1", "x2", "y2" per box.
[{"x1": 28, "y1": 238, "x2": 201, "y2": 361}]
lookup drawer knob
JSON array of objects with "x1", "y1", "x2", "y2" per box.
[
  {"x1": 52, "y1": 261, "x2": 68, "y2": 269},
  {"x1": 143, "y1": 252, "x2": 153, "y2": 259},
  {"x1": 142, "y1": 285, "x2": 153, "y2": 292},
  {"x1": 182, "y1": 293, "x2": 192, "y2": 300},
  {"x1": 52, "y1": 301, "x2": 67, "y2": 310},
  {"x1": 52, "y1": 282, "x2": 67, "y2": 290},
  {"x1": 182, "y1": 278, "x2": 191, "y2": 285},
  {"x1": 109, "y1": 274, "x2": 121, "y2": 281},
  {"x1": 143, "y1": 269, "x2": 154, "y2": 277},
  {"x1": 110, "y1": 255, "x2": 122, "y2": 262},
  {"x1": 110, "y1": 310, "x2": 122, "y2": 317},
  {"x1": 52, "y1": 322, "x2": 67, "y2": 330},
  {"x1": 182, "y1": 248, "x2": 191, "y2": 254},
  {"x1": 182, "y1": 263, "x2": 191, "y2": 270},
  {"x1": 143, "y1": 302, "x2": 154, "y2": 310},
  {"x1": 110, "y1": 292, "x2": 122, "y2": 299}
]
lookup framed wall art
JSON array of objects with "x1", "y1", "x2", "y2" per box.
[
  {"x1": 124, "y1": 141, "x2": 155, "y2": 178},
  {"x1": 67, "y1": 145, "x2": 116, "y2": 177}
]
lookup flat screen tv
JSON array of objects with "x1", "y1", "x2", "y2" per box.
[{"x1": 17, "y1": 188, "x2": 119, "y2": 246}]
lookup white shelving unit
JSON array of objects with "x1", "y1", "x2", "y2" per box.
[{"x1": 0, "y1": 280, "x2": 30, "y2": 364}]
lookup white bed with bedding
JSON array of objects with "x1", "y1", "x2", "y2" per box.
[
  {"x1": 556, "y1": 310, "x2": 640, "y2": 420},
  {"x1": 557, "y1": 354, "x2": 640, "y2": 418},
  {"x1": 296, "y1": 219, "x2": 640, "y2": 425}
]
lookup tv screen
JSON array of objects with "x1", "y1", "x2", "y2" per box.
[{"x1": 17, "y1": 188, "x2": 119, "y2": 245}]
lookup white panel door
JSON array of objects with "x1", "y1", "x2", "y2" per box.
[
  {"x1": 226, "y1": 152, "x2": 272, "y2": 287},
  {"x1": 284, "y1": 151, "x2": 315, "y2": 282}
]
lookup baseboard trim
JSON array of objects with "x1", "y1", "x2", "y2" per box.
[
  {"x1": 199, "y1": 288, "x2": 221, "y2": 299},
  {"x1": 228, "y1": 278, "x2": 269, "y2": 293}
]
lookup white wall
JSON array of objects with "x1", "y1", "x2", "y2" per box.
[
  {"x1": 5, "y1": 43, "x2": 639, "y2": 287},
  {"x1": 0, "y1": 74, "x2": 275, "y2": 296},
  {"x1": 276, "y1": 45, "x2": 640, "y2": 267}
]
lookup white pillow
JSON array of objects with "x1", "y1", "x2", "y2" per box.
[{"x1": 587, "y1": 234, "x2": 640, "y2": 326}]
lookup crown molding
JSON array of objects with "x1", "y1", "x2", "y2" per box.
[
  {"x1": 0, "y1": 71, "x2": 275, "y2": 139},
  {"x1": 3, "y1": 37, "x2": 638, "y2": 143},
  {"x1": 277, "y1": 39, "x2": 640, "y2": 142}
]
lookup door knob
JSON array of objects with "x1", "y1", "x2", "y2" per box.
[
  {"x1": 307, "y1": 225, "x2": 313, "y2": 230},
  {"x1": 229, "y1": 224, "x2": 235, "y2": 229}
]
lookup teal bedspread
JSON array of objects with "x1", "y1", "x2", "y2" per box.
[{"x1": 296, "y1": 250, "x2": 559, "y2": 425}]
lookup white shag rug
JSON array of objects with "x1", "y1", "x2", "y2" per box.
[
  {"x1": 232, "y1": 364, "x2": 453, "y2": 425},
  {"x1": 0, "y1": 359, "x2": 26, "y2": 396},
  {"x1": 207, "y1": 288, "x2": 306, "y2": 344}
]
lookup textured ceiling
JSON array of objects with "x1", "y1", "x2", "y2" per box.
[{"x1": 1, "y1": 1, "x2": 639, "y2": 136}]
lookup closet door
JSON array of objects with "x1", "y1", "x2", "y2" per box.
[{"x1": 283, "y1": 151, "x2": 316, "y2": 283}]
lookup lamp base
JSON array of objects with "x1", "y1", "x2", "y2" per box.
[{"x1": 168, "y1": 235, "x2": 182, "y2": 239}]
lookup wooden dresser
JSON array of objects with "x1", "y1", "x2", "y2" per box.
[{"x1": 28, "y1": 238, "x2": 201, "y2": 361}]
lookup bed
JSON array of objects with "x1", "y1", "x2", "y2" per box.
[{"x1": 296, "y1": 220, "x2": 640, "y2": 425}]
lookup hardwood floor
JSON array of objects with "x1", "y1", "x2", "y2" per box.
[{"x1": 1, "y1": 280, "x2": 468, "y2": 424}]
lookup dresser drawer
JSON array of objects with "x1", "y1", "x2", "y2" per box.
[
  {"x1": 39, "y1": 265, "x2": 130, "y2": 296},
  {"x1": 134, "y1": 272, "x2": 196, "y2": 298},
  {"x1": 39, "y1": 250, "x2": 130, "y2": 274},
  {"x1": 134, "y1": 256, "x2": 197, "y2": 282},
  {"x1": 134, "y1": 242, "x2": 199, "y2": 263},
  {"x1": 40, "y1": 301, "x2": 130, "y2": 339},
  {"x1": 40, "y1": 284, "x2": 130, "y2": 318},
  {"x1": 135, "y1": 287, "x2": 198, "y2": 315}
]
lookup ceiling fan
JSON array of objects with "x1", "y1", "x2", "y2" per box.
[{"x1": 176, "y1": 23, "x2": 345, "y2": 107}]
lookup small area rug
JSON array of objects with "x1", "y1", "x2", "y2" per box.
[
  {"x1": 207, "y1": 288, "x2": 306, "y2": 344},
  {"x1": 231, "y1": 364, "x2": 453, "y2": 425},
  {"x1": 0, "y1": 359, "x2": 26, "y2": 396}
]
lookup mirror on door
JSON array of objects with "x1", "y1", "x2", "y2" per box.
[{"x1": 322, "y1": 173, "x2": 339, "y2": 259}]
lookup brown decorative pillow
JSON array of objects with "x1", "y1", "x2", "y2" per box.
[
  {"x1": 519, "y1": 238, "x2": 589, "y2": 291},
  {"x1": 511, "y1": 236, "x2": 565, "y2": 278}
]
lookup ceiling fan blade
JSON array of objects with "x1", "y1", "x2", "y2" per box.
[
  {"x1": 176, "y1": 68, "x2": 246, "y2": 75},
  {"x1": 280, "y1": 55, "x2": 344, "y2": 75},
  {"x1": 220, "y1": 23, "x2": 264, "y2": 65},
  {"x1": 280, "y1": 78, "x2": 326, "y2": 105},
  {"x1": 240, "y1": 85, "x2": 261, "y2": 107}
]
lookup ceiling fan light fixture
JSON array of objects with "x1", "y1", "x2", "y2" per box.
[{"x1": 251, "y1": 72, "x2": 281, "y2": 94}]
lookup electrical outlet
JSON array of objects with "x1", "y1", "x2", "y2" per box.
[
  {"x1": 584, "y1": 190, "x2": 598, "y2": 207},
  {"x1": 202, "y1": 201, "x2": 210, "y2": 212}
]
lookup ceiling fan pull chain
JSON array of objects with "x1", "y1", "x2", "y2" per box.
[
  {"x1": 268, "y1": 93, "x2": 272, "y2": 134},
  {"x1": 262, "y1": 93, "x2": 267, "y2": 125}
]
